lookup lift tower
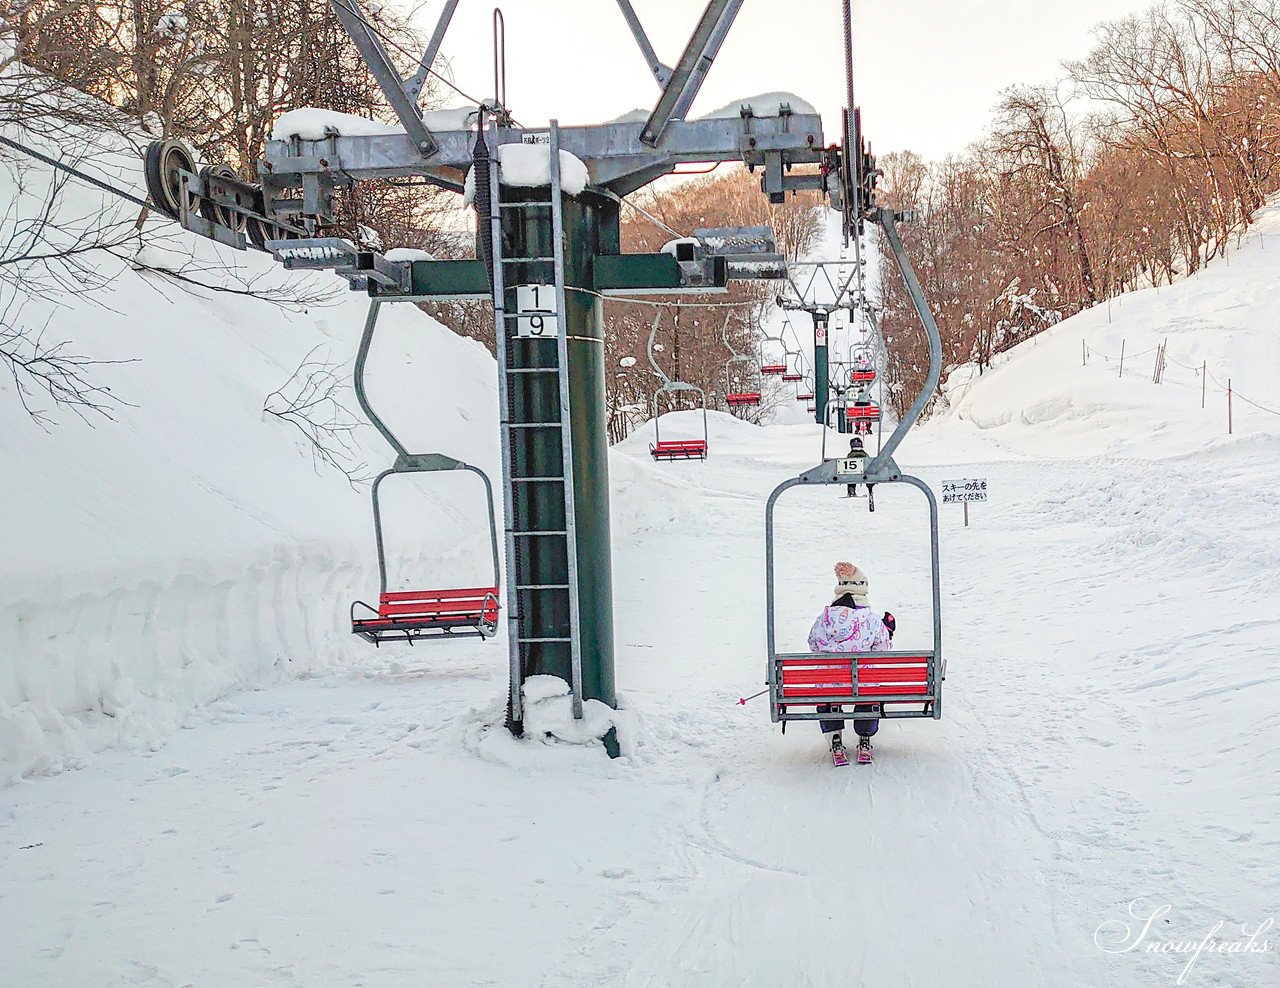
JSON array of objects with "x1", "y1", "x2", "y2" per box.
[{"x1": 143, "y1": 0, "x2": 877, "y2": 745}]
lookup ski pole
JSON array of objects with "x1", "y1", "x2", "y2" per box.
[{"x1": 738, "y1": 688, "x2": 769, "y2": 705}]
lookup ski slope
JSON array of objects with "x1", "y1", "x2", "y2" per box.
[
  {"x1": 4, "y1": 410, "x2": 1279, "y2": 985},
  {"x1": 4, "y1": 111, "x2": 1280, "y2": 982}
]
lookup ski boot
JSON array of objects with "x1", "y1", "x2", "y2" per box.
[
  {"x1": 830, "y1": 731, "x2": 849, "y2": 767},
  {"x1": 856, "y1": 736, "x2": 873, "y2": 764}
]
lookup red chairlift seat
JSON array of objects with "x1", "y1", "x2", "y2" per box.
[
  {"x1": 726, "y1": 392, "x2": 762, "y2": 407},
  {"x1": 851, "y1": 369, "x2": 876, "y2": 382},
  {"x1": 781, "y1": 373, "x2": 803, "y2": 383},
  {"x1": 352, "y1": 587, "x2": 500, "y2": 645},
  {"x1": 806, "y1": 404, "x2": 816, "y2": 413},
  {"x1": 761, "y1": 364, "x2": 787, "y2": 375},
  {"x1": 772, "y1": 651, "x2": 940, "y2": 720},
  {"x1": 795, "y1": 392, "x2": 814, "y2": 401},
  {"x1": 651, "y1": 439, "x2": 708, "y2": 460},
  {"x1": 846, "y1": 402, "x2": 881, "y2": 421}
]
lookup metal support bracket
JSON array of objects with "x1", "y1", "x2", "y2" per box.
[
  {"x1": 403, "y1": 0, "x2": 460, "y2": 101},
  {"x1": 327, "y1": 0, "x2": 439, "y2": 158},
  {"x1": 614, "y1": 0, "x2": 673, "y2": 86},
  {"x1": 640, "y1": 0, "x2": 745, "y2": 147}
]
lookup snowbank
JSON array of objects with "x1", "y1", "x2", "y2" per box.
[
  {"x1": 928, "y1": 199, "x2": 1280, "y2": 459},
  {"x1": 0, "y1": 110, "x2": 502, "y2": 781}
]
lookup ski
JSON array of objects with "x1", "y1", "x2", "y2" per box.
[
  {"x1": 832, "y1": 744, "x2": 849, "y2": 767},
  {"x1": 856, "y1": 739, "x2": 873, "y2": 764}
]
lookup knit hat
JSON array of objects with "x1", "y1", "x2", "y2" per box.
[{"x1": 832, "y1": 561, "x2": 869, "y2": 606}]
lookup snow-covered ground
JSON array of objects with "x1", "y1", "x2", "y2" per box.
[{"x1": 4, "y1": 110, "x2": 1280, "y2": 984}]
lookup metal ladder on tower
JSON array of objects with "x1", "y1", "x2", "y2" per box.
[{"x1": 484, "y1": 120, "x2": 584, "y2": 728}]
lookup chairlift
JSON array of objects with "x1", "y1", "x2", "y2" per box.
[
  {"x1": 759, "y1": 321, "x2": 791, "y2": 378},
  {"x1": 764, "y1": 464, "x2": 942, "y2": 723},
  {"x1": 647, "y1": 313, "x2": 709, "y2": 460},
  {"x1": 351, "y1": 457, "x2": 502, "y2": 644},
  {"x1": 847, "y1": 400, "x2": 881, "y2": 436},
  {"x1": 763, "y1": 209, "x2": 946, "y2": 731},
  {"x1": 348, "y1": 301, "x2": 502, "y2": 645},
  {"x1": 780, "y1": 348, "x2": 805, "y2": 383},
  {"x1": 723, "y1": 313, "x2": 763, "y2": 410}
]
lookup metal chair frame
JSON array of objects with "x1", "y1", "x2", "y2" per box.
[
  {"x1": 350, "y1": 299, "x2": 502, "y2": 643},
  {"x1": 765, "y1": 209, "x2": 946, "y2": 723},
  {"x1": 647, "y1": 312, "x2": 709, "y2": 455}
]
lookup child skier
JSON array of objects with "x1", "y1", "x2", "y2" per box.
[{"x1": 807, "y1": 561, "x2": 893, "y2": 764}]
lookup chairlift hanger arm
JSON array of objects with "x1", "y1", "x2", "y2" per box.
[
  {"x1": 862, "y1": 208, "x2": 942, "y2": 477},
  {"x1": 640, "y1": 0, "x2": 745, "y2": 148},
  {"x1": 614, "y1": 0, "x2": 673, "y2": 87},
  {"x1": 327, "y1": 0, "x2": 439, "y2": 158}
]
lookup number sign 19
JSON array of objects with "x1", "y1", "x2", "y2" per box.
[{"x1": 515, "y1": 284, "x2": 559, "y2": 338}]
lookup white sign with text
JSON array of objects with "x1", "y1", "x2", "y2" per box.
[
  {"x1": 940, "y1": 478, "x2": 988, "y2": 504},
  {"x1": 514, "y1": 284, "x2": 559, "y2": 338}
]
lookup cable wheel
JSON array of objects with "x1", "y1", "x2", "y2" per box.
[
  {"x1": 245, "y1": 215, "x2": 272, "y2": 252},
  {"x1": 199, "y1": 164, "x2": 245, "y2": 233},
  {"x1": 143, "y1": 139, "x2": 198, "y2": 219}
]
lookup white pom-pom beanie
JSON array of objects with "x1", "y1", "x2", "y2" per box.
[{"x1": 832, "y1": 561, "x2": 869, "y2": 606}]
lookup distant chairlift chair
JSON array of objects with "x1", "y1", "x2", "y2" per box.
[
  {"x1": 722, "y1": 313, "x2": 763, "y2": 411},
  {"x1": 647, "y1": 313, "x2": 710, "y2": 461}
]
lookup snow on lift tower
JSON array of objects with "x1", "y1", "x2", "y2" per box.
[
  {"x1": 139, "y1": 0, "x2": 873, "y2": 744},
  {"x1": 722, "y1": 311, "x2": 762, "y2": 409},
  {"x1": 765, "y1": 204, "x2": 946, "y2": 735},
  {"x1": 647, "y1": 312, "x2": 710, "y2": 461}
]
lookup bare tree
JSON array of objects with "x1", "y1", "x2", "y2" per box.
[{"x1": 263, "y1": 344, "x2": 370, "y2": 486}]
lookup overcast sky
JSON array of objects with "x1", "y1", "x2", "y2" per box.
[{"x1": 423, "y1": 0, "x2": 1150, "y2": 160}]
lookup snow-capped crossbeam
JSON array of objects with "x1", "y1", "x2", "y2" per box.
[
  {"x1": 495, "y1": 143, "x2": 588, "y2": 194},
  {"x1": 462, "y1": 144, "x2": 590, "y2": 205},
  {"x1": 271, "y1": 108, "x2": 405, "y2": 142}
]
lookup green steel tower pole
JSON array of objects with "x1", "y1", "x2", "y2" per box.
[
  {"x1": 498, "y1": 186, "x2": 617, "y2": 721},
  {"x1": 813, "y1": 311, "x2": 830, "y2": 425},
  {"x1": 563, "y1": 196, "x2": 616, "y2": 713}
]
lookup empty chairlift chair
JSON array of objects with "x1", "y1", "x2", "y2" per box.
[
  {"x1": 722, "y1": 313, "x2": 762, "y2": 410},
  {"x1": 647, "y1": 313, "x2": 709, "y2": 460},
  {"x1": 347, "y1": 299, "x2": 503, "y2": 645},
  {"x1": 350, "y1": 456, "x2": 503, "y2": 644}
]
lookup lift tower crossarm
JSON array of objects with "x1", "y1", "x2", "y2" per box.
[
  {"x1": 403, "y1": 0, "x2": 461, "y2": 102},
  {"x1": 328, "y1": 0, "x2": 440, "y2": 158},
  {"x1": 614, "y1": 0, "x2": 673, "y2": 87},
  {"x1": 262, "y1": 113, "x2": 824, "y2": 204},
  {"x1": 639, "y1": 0, "x2": 745, "y2": 147}
]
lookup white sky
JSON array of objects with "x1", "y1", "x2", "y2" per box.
[{"x1": 422, "y1": 0, "x2": 1150, "y2": 160}]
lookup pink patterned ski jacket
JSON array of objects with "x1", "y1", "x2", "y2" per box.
[{"x1": 807, "y1": 605, "x2": 891, "y2": 654}]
